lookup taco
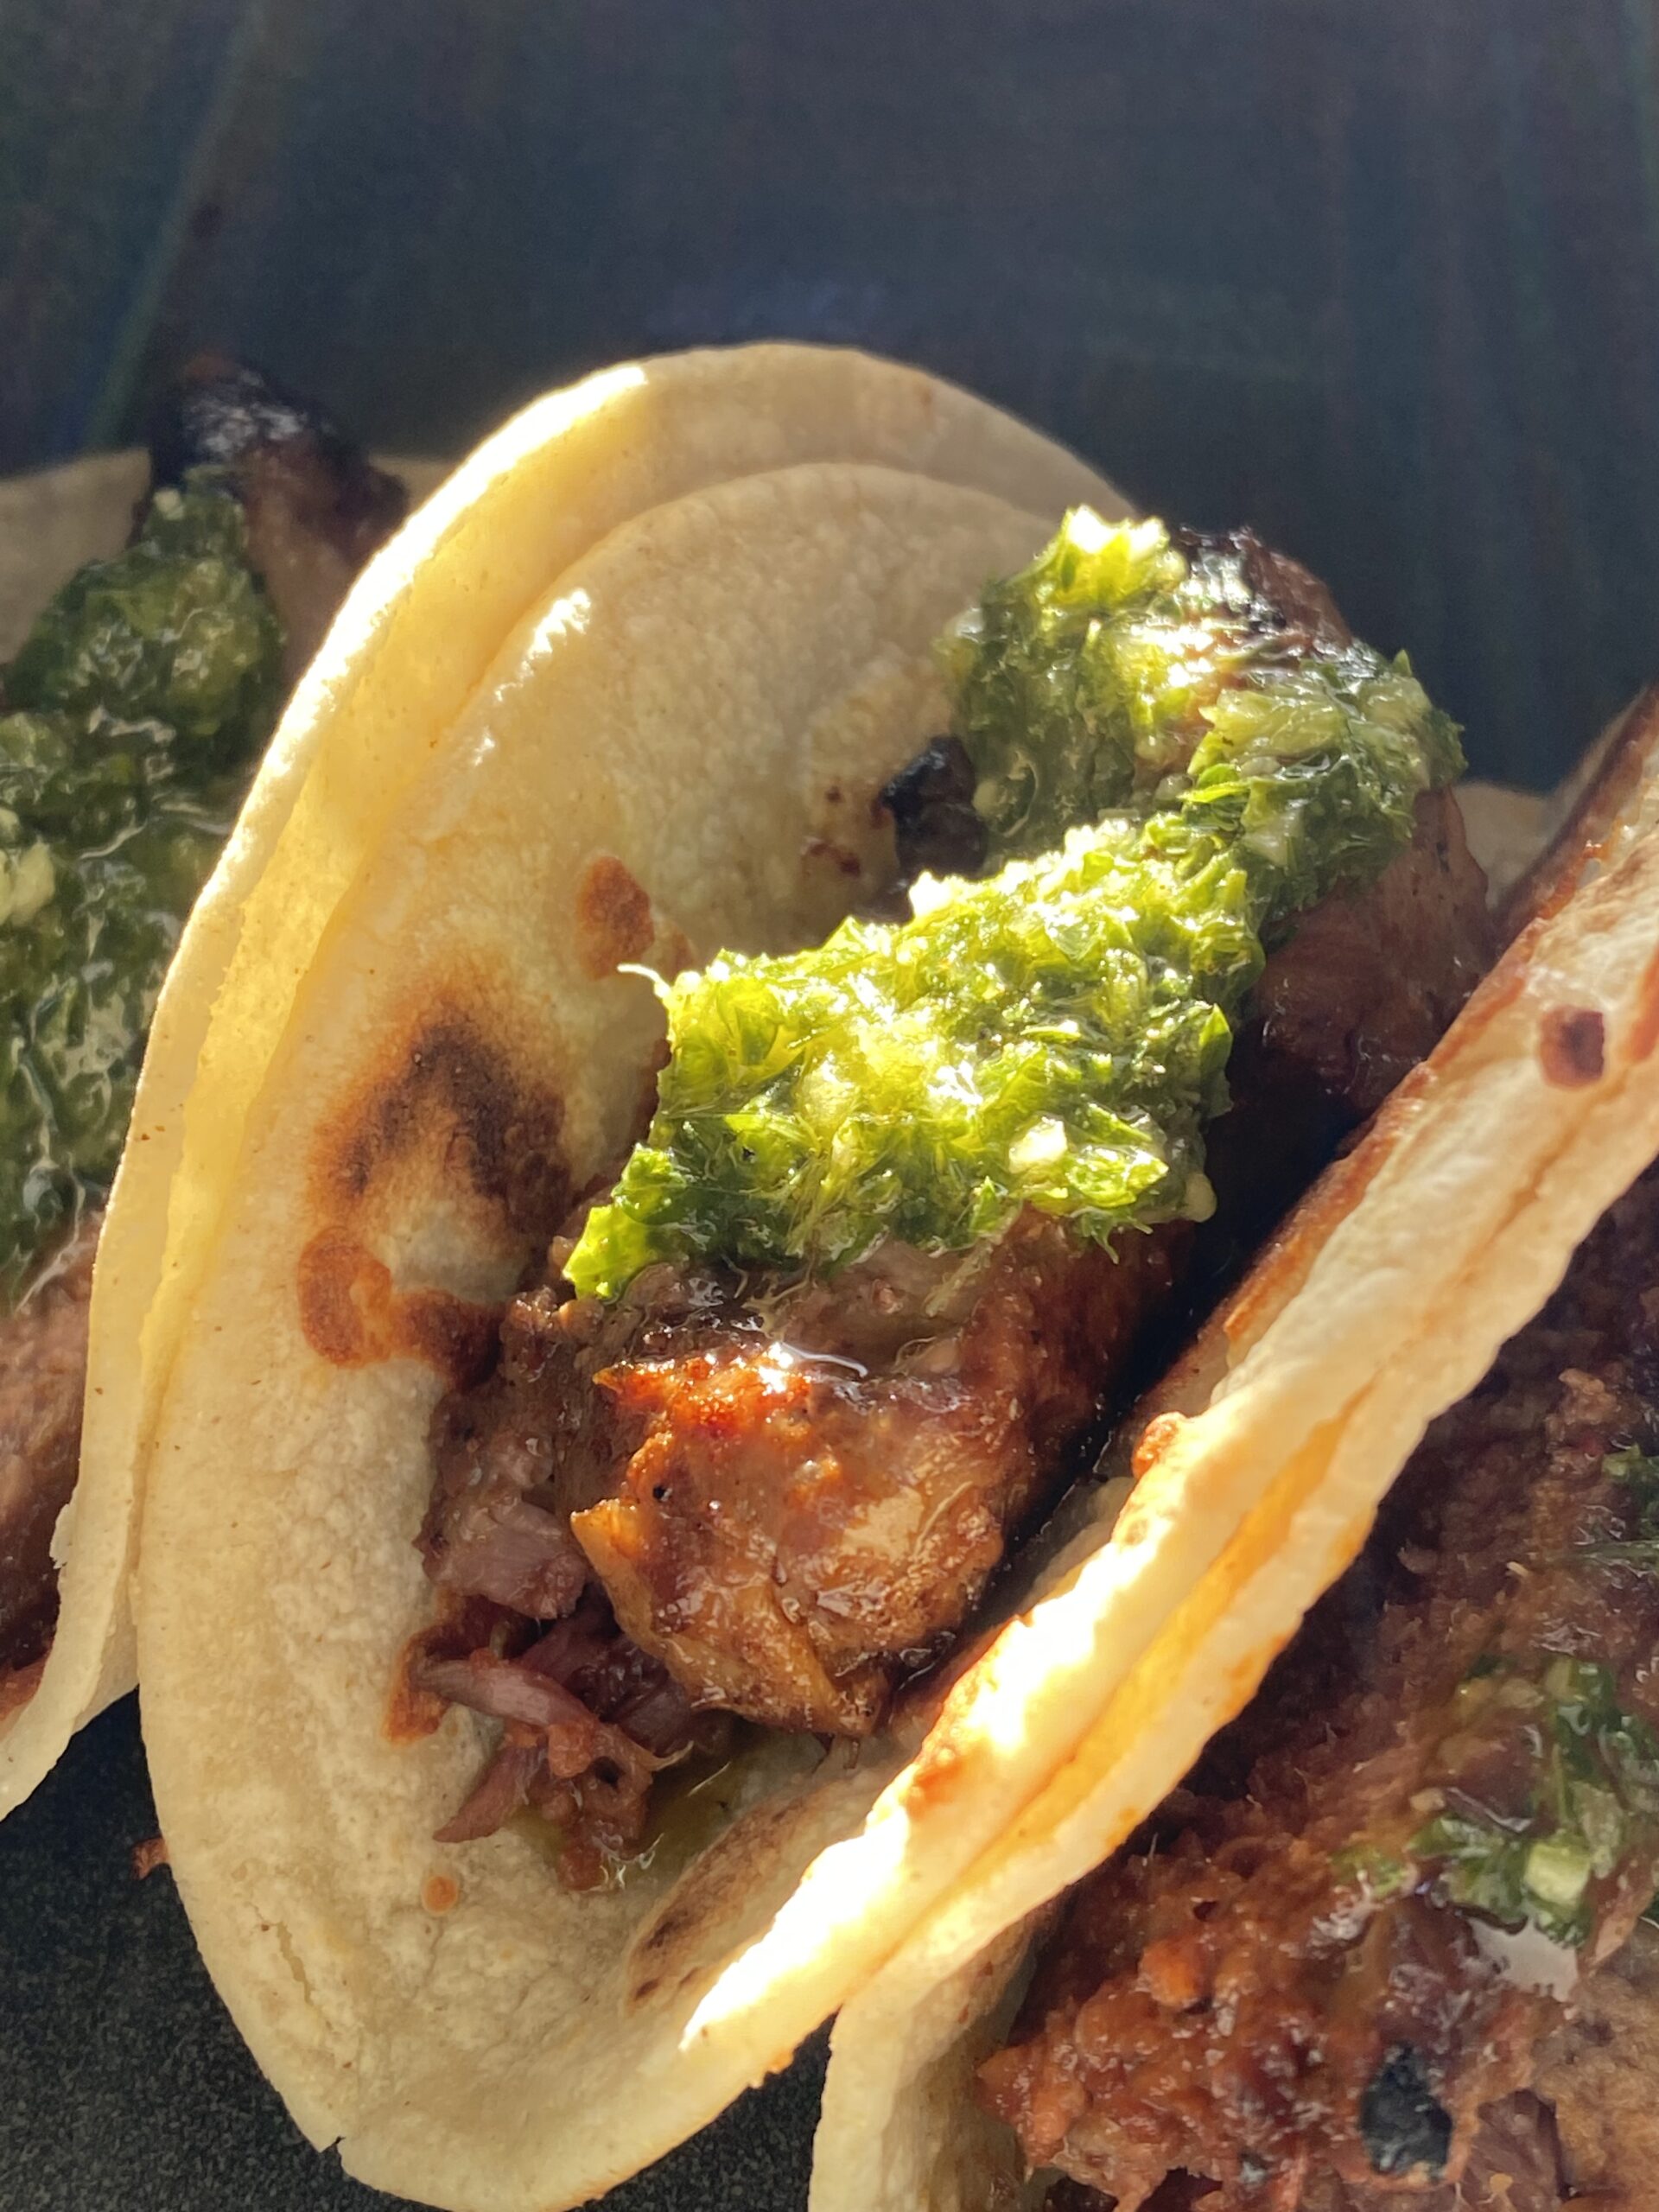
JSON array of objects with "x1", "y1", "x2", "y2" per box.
[
  {"x1": 0, "y1": 340, "x2": 1101, "y2": 1822},
  {"x1": 810, "y1": 689, "x2": 1659, "y2": 2212},
  {"x1": 0, "y1": 359, "x2": 412, "y2": 1813},
  {"x1": 130, "y1": 343, "x2": 1535, "y2": 2207}
]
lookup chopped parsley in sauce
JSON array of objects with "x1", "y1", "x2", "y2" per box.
[
  {"x1": 1409, "y1": 1656, "x2": 1659, "y2": 1947},
  {"x1": 0, "y1": 474, "x2": 283, "y2": 1303},
  {"x1": 569, "y1": 511, "x2": 1463, "y2": 1301},
  {"x1": 1344, "y1": 1448, "x2": 1659, "y2": 1953}
]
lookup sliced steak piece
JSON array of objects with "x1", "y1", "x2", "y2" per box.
[{"x1": 979, "y1": 1167, "x2": 1659, "y2": 2212}]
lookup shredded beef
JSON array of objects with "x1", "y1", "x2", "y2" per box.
[
  {"x1": 980, "y1": 1168, "x2": 1659, "y2": 2211},
  {"x1": 409, "y1": 1587, "x2": 728, "y2": 1888}
]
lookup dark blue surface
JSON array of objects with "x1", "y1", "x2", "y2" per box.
[
  {"x1": 4, "y1": 3, "x2": 1659, "y2": 784},
  {"x1": 0, "y1": 1698, "x2": 826, "y2": 2210},
  {"x1": 5, "y1": 7, "x2": 1659, "y2": 2206}
]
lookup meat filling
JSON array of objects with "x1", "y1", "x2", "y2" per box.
[
  {"x1": 977, "y1": 1166, "x2": 1659, "y2": 2211},
  {"x1": 148, "y1": 353, "x2": 408, "y2": 679},
  {"x1": 418, "y1": 786, "x2": 1491, "y2": 1880},
  {"x1": 0, "y1": 1217, "x2": 99, "y2": 1694}
]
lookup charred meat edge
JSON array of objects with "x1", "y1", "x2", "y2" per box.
[{"x1": 411, "y1": 537, "x2": 1493, "y2": 1886}]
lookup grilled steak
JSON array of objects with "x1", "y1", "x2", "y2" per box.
[
  {"x1": 419, "y1": 784, "x2": 1491, "y2": 1878},
  {"x1": 978, "y1": 1166, "x2": 1659, "y2": 2211}
]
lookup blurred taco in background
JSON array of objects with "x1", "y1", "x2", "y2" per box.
[
  {"x1": 810, "y1": 689, "x2": 1659, "y2": 2212},
  {"x1": 0, "y1": 358, "x2": 413, "y2": 1815},
  {"x1": 115, "y1": 340, "x2": 1548, "y2": 2209}
]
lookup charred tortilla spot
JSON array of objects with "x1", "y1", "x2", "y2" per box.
[
  {"x1": 397, "y1": 1288, "x2": 499, "y2": 1393},
  {"x1": 576, "y1": 855, "x2": 656, "y2": 980},
  {"x1": 296, "y1": 1229, "x2": 499, "y2": 1391},
  {"x1": 296, "y1": 1229, "x2": 395, "y2": 1366},
  {"x1": 422, "y1": 1872, "x2": 460, "y2": 1914},
  {"x1": 315, "y1": 1000, "x2": 568, "y2": 1242},
  {"x1": 1539, "y1": 1004, "x2": 1606, "y2": 1087}
]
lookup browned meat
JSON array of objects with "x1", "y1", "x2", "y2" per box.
[
  {"x1": 148, "y1": 354, "x2": 407, "y2": 678},
  {"x1": 569, "y1": 1213, "x2": 1187, "y2": 1735},
  {"x1": 1535, "y1": 1918, "x2": 1659, "y2": 2206},
  {"x1": 0, "y1": 1217, "x2": 98, "y2": 1687},
  {"x1": 979, "y1": 1168, "x2": 1659, "y2": 2211},
  {"x1": 1200, "y1": 787, "x2": 1489, "y2": 1287},
  {"x1": 403, "y1": 1588, "x2": 728, "y2": 1888},
  {"x1": 416, "y1": 788, "x2": 1491, "y2": 1879},
  {"x1": 1057, "y1": 1927, "x2": 1659, "y2": 2210},
  {"x1": 426, "y1": 1216, "x2": 1185, "y2": 1739}
]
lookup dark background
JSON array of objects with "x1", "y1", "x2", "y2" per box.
[
  {"x1": 3, "y1": 3, "x2": 1657, "y2": 2206},
  {"x1": 8, "y1": 0, "x2": 1659, "y2": 787}
]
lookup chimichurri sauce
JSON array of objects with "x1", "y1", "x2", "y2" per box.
[
  {"x1": 569, "y1": 511, "x2": 1464, "y2": 1301},
  {"x1": 0, "y1": 472, "x2": 283, "y2": 1305}
]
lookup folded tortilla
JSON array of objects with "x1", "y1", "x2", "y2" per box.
[
  {"x1": 1, "y1": 343, "x2": 1114, "y2": 1834},
  {"x1": 807, "y1": 685, "x2": 1659, "y2": 2212}
]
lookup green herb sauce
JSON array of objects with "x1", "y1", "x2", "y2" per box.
[
  {"x1": 1332, "y1": 1448, "x2": 1659, "y2": 1950},
  {"x1": 569, "y1": 512, "x2": 1462, "y2": 1301},
  {"x1": 1572, "y1": 1445, "x2": 1659, "y2": 1569},
  {"x1": 0, "y1": 474, "x2": 283, "y2": 1302},
  {"x1": 1409, "y1": 1656, "x2": 1659, "y2": 1947}
]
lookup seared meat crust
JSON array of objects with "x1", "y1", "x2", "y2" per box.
[
  {"x1": 980, "y1": 1169, "x2": 1659, "y2": 2211},
  {"x1": 423, "y1": 790, "x2": 1491, "y2": 1767},
  {"x1": 427, "y1": 1218, "x2": 1184, "y2": 1737},
  {"x1": 569, "y1": 1215, "x2": 1184, "y2": 1734}
]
